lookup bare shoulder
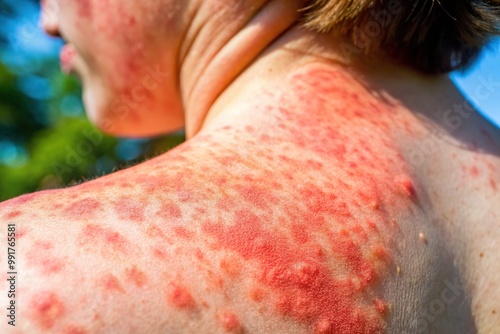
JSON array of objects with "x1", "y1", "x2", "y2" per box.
[
  {"x1": 0, "y1": 138, "x2": 315, "y2": 333},
  {"x1": 446, "y1": 113, "x2": 500, "y2": 332},
  {"x1": 0, "y1": 144, "x2": 179, "y2": 331},
  {"x1": 0, "y1": 116, "x2": 482, "y2": 333},
  {"x1": 408, "y1": 98, "x2": 500, "y2": 333}
]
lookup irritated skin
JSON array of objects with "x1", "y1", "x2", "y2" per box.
[{"x1": 1, "y1": 64, "x2": 499, "y2": 334}]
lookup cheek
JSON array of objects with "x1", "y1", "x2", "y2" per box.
[
  {"x1": 70, "y1": 1, "x2": 149, "y2": 77},
  {"x1": 67, "y1": 2, "x2": 182, "y2": 134},
  {"x1": 76, "y1": 0, "x2": 92, "y2": 18}
]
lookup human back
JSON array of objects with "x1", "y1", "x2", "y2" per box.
[{"x1": 1, "y1": 0, "x2": 500, "y2": 333}]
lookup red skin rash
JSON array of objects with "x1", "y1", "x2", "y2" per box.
[
  {"x1": 62, "y1": 325, "x2": 88, "y2": 334},
  {"x1": 470, "y1": 165, "x2": 480, "y2": 178},
  {"x1": 173, "y1": 226, "x2": 194, "y2": 240},
  {"x1": 64, "y1": 198, "x2": 102, "y2": 217},
  {"x1": 394, "y1": 176, "x2": 416, "y2": 198},
  {"x1": 79, "y1": 224, "x2": 129, "y2": 252},
  {"x1": 27, "y1": 241, "x2": 65, "y2": 275},
  {"x1": 491, "y1": 178, "x2": 498, "y2": 191},
  {"x1": 249, "y1": 288, "x2": 266, "y2": 303},
  {"x1": 146, "y1": 224, "x2": 170, "y2": 242},
  {"x1": 77, "y1": 0, "x2": 92, "y2": 18},
  {"x1": 485, "y1": 161, "x2": 499, "y2": 191},
  {"x1": 158, "y1": 202, "x2": 183, "y2": 219},
  {"x1": 195, "y1": 248, "x2": 206, "y2": 262},
  {"x1": 124, "y1": 265, "x2": 148, "y2": 288},
  {"x1": 113, "y1": 196, "x2": 145, "y2": 222},
  {"x1": 120, "y1": 182, "x2": 132, "y2": 188},
  {"x1": 15, "y1": 227, "x2": 28, "y2": 239},
  {"x1": 219, "y1": 311, "x2": 243, "y2": 333},
  {"x1": 30, "y1": 291, "x2": 65, "y2": 330},
  {"x1": 102, "y1": 274, "x2": 126, "y2": 294},
  {"x1": 220, "y1": 257, "x2": 243, "y2": 278},
  {"x1": 460, "y1": 159, "x2": 499, "y2": 191},
  {"x1": 165, "y1": 281, "x2": 196, "y2": 310},
  {"x1": 3, "y1": 211, "x2": 22, "y2": 220},
  {"x1": 152, "y1": 247, "x2": 168, "y2": 260},
  {"x1": 10, "y1": 193, "x2": 37, "y2": 205},
  {"x1": 236, "y1": 184, "x2": 278, "y2": 210},
  {"x1": 194, "y1": 68, "x2": 422, "y2": 333},
  {"x1": 2, "y1": 66, "x2": 446, "y2": 332},
  {"x1": 203, "y1": 210, "x2": 388, "y2": 333},
  {"x1": 373, "y1": 299, "x2": 388, "y2": 315},
  {"x1": 1, "y1": 193, "x2": 37, "y2": 218}
]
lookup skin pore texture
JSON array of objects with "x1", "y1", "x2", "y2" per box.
[{"x1": 1, "y1": 0, "x2": 500, "y2": 333}]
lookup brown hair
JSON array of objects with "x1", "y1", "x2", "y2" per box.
[{"x1": 301, "y1": 0, "x2": 500, "y2": 74}]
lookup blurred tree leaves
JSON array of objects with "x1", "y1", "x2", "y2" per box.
[
  {"x1": 0, "y1": 61, "x2": 43, "y2": 143},
  {"x1": 0, "y1": 118, "x2": 116, "y2": 199}
]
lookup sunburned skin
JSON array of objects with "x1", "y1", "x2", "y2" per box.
[
  {"x1": 42, "y1": 0, "x2": 186, "y2": 136},
  {"x1": 18, "y1": 0, "x2": 500, "y2": 332},
  {"x1": 1, "y1": 64, "x2": 498, "y2": 333}
]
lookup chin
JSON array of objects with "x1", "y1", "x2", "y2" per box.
[
  {"x1": 97, "y1": 120, "x2": 185, "y2": 138},
  {"x1": 82, "y1": 86, "x2": 185, "y2": 138}
]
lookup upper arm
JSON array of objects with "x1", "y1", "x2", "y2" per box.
[
  {"x1": 0, "y1": 185, "x2": 392, "y2": 334},
  {"x1": 0, "y1": 189, "x2": 292, "y2": 333}
]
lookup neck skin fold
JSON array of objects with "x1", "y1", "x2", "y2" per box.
[{"x1": 179, "y1": 0, "x2": 306, "y2": 138}]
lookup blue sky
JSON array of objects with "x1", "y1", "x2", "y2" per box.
[{"x1": 451, "y1": 39, "x2": 500, "y2": 128}]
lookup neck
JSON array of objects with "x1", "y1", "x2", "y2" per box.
[
  {"x1": 179, "y1": 0, "x2": 452, "y2": 139},
  {"x1": 179, "y1": 0, "x2": 303, "y2": 138}
]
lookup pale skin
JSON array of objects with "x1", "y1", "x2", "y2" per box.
[{"x1": 0, "y1": 0, "x2": 499, "y2": 333}]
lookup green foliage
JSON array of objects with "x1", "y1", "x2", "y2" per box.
[
  {"x1": 0, "y1": 118, "x2": 116, "y2": 199},
  {"x1": 0, "y1": 62, "x2": 44, "y2": 143}
]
